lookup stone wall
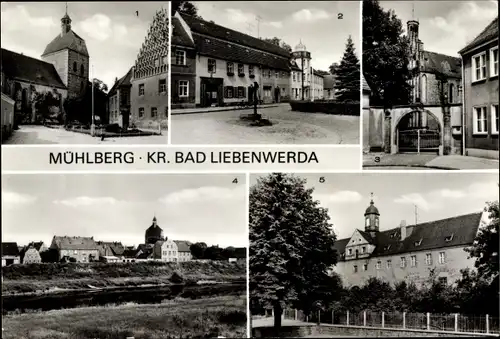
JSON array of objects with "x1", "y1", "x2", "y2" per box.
[{"x1": 67, "y1": 50, "x2": 89, "y2": 98}]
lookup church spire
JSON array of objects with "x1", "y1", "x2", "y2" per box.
[{"x1": 61, "y1": 2, "x2": 72, "y2": 35}]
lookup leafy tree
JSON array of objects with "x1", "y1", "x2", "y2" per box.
[
  {"x1": 363, "y1": 0, "x2": 412, "y2": 107},
  {"x1": 465, "y1": 199, "x2": 499, "y2": 281},
  {"x1": 190, "y1": 242, "x2": 208, "y2": 259},
  {"x1": 262, "y1": 37, "x2": 292, "y2": 53},
  {"x1": 92, "y1": 78, "x2": 108, "y2": 93},
  {"x1": 172, "y1": 1, "x2": 201, "y2": 18},
  {"x1": 329, "y1": 62, "x2": 340, "y2": 75},
  {"x1": 335, "y1": 36, "x2": 360, "y2": 102},
  {"x1": 250, "y1": 173, "x2": 337, "y2": 328},
  {"x1": 204, "y1": 245, "x2": 224, "y2": 260},
  {"x1": 32, "y1": 90, "x2": 62, "y2": 124},
  {"x1": 63, "y1": 80, "x2": 108, "y2": 125},
  {"x1": 222, "y1": 246, "x2": 236, "y2": 259}
]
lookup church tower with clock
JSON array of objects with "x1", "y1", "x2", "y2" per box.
[{"x1": 41, "y1": 6, "x2": 89, "y2": 99}]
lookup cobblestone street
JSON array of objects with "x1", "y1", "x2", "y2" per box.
[
  {"x1": 171, "y1": 105, "x2": 360, "y2": 145},
  {"x1": 3, "y1": 126, "x2": 167, "y2": 145}
]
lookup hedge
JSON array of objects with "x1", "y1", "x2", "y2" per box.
[{"x1": 289, "y1": 100, "x2": 360, "y2": 116}]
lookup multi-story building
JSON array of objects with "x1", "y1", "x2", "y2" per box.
[
  {"x1": 323, "y1": 74, "x2": 336, "y2": 100},
  {"x1": 50, "y1": 236, "x2": 100, "y2": 263},
  {"x1": 312, "y1": 69, "x2": 324, "y2": 100},
  {"x1": 107, "y1": 68, "x2": 132, "y2": 128},
  {"x1": 172, "y1": 12, "x2": 296, "y2": 107},
  {"x1": 174, "y1": 240, "x2": 193, "y2": 262},
  {"x1": 332, "y1": 197, "x2": 481, "y2": 288},
  {"x1": 459, "y1": 17, "x2": 499, "y2": 160},
  {"x1": 153, "y1": 239, "x2": 179, "y2": 262},
  {"x1": 130, "y1": 9, "x2": 169, "y2": 131}
]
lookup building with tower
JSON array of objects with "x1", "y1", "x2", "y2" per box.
[
  {"x1": 331, "y1": 195, "x2": 482, "y2": 288},
  {"x1": 41, "y1": 7, "x2": 89, "y2": 99},
  {"x1": 145, "y1": 216, "x2": 165, "y2": 244},
  {"x1": 129, "y1": 8, "x2": 169, "y2": 132},
  {"x1": 291, "y1": 41, "x2": 324, "y2": 101}
]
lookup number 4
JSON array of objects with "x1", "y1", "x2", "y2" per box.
[{"x1": 232, "y1": 178, "x2": 238, "y2": 184}]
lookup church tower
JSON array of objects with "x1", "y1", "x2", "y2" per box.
[
  {"x1": 407, "y1": 19, "x2": 421, "y2": 103},
  {"x1": 292, "y1": 41, "x2": 312, "y2": 100},
  {"x1": 364, "y1": 194, "x2": 380, "y2": 233},
  {"x1": 41, "y1": 4, "x2": 89, "y2": 98},
  {"x1": 145, "y1": 215, "x2": 165, "y2": 244}
]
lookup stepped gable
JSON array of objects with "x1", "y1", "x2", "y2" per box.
[{"x1": 133, "y1": 8, "x2": 169, "y2": 79}]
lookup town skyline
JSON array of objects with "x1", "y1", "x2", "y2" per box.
[
  {"x1": 380, "y1": 0, "x2": 498, "y2": 58},
  {"x1": 251, "y1": 173, "x2": 499, "y2": 240},
  {"x1": 0, "y1": 1, "x2": 169, "y2": 89},
  {"x1": 2, "y1": 174, "x2": 247, "y2": 248},
  {"x1": 193, "y1": 1, "x2": 360, "y2": 71}
]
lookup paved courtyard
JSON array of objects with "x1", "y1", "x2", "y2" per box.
[
  {"x1": 3, "y1": 125, "x2": 167, "y2": 145},
  {"x1": 171, "y1": 105, "x2": 360, "y2": 144}
]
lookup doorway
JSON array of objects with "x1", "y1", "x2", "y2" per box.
[{"x1": 200, "y1": 77, "x2": 223, "y2": 107}]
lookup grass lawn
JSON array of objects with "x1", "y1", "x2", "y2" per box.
[{"x1": 2, "y1": 295, "x2": 247, "y2": 339}]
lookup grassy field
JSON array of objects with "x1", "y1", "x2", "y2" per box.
[
  {"x1": 2, "y1": 295, "x2": 247, "y2": 339},
  {"x1": 2, "y1": 261, "x2": 246, "y2": 295}
]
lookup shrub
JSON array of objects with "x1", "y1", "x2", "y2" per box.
[
  {"x1": 170, "y1": 271, "x2": 185, "y2": 284},
  {"x1": 289, "y1": 100, "x2": 360, "y2": 116}
]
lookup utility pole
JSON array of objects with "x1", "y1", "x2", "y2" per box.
[
  {"x1": 256, "y1": 15, "x2": 262, "y2": 38},
  {"x1": 91, "y1": 64, "x2": 95, "y2": 137}
]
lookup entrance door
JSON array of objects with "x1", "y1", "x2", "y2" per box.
[
  {"x1": 121, "y1": 108, "x2": 130, "y2": 129},
  {"x1": 200, "y1": 77, "x2": 223, "y2": 107},
  {"x1": 397, "y1": 111, "x2": 440, "y2": 154},
  {"x1": 274, "y1": 87, "x2": 280, "y2": 103}
]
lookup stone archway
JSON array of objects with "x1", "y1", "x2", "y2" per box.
[{"x1": 395, "y1": 109, "x2": 441, "y2": 154}]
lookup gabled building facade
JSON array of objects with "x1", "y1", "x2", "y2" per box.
[
  {"x1": 130, "y1": 9, "x2": 169, "y2": 131},
  {"x1": 1, "y1": 242, "x2": 20, "y2": 266},
  {"x1": 332, "y1": 198, "x2": 481, "y2": 288},
  {"x1": 459, "y1": 17, "x2": 499, "y2": 160},
  {"x1": 174, "y1": 240, "x2": 192, "y2": 262},
  {"x1": 108, "y1": 68, "x2": 132, "y2": 128},
  {"x1": 50, "y1": 236, "x2": 100, "y2": 263},
  {"x1": 153, "y1": 238, "x2": 179, "y2": 262}
]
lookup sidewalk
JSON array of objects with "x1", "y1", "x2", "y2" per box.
[
  {"x1": 171, "y1": 103, "x2": 286, "y2": 115},
  {"x1": 364, "y1": 153, "x2": 499, "y2": 170}
]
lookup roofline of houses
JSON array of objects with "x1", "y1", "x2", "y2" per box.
[{"x1": 458, "y1": 37, "x2": 498, "y2": 56}]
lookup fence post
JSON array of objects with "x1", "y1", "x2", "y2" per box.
[
  {"x1": 403, "y1": 312, "x2": 406, "y2": 329},
  {"x1": 295, "y1": 309, "x2": 297, "y2": 321},
  {"x1": 271, "y1": 308, "x2": 274, "y2": 318},
  {"x1": 417, "y1": 129, "x2": 421, "y2": 154},
  {"x1": 306, "y1": 315, "x2": 308, "y2": 323},
  {"x1": 332, "y1": 310, "x2": 334, "y2": 325},
  {"x1": 318, "y1": 310, "x2": 321, "y2": 324},
  {"x1": 382, "y1": 312, "x2": 385, "y2": 328},
  {"x1": 455, "y1": 313, "x2": 458, "y2": 332},
  {"x1": 347, "y1": 311, "x2": 349, "y2": 325},
  {"x1": 427, "y1": 313, "x2": 430, "y2": 331},
  {"x1": 486, "y1": 314, "x2": 490, "y2": 334},
  {"x1": 364, "y1": 311, "x2": 367, "y2": 327}
]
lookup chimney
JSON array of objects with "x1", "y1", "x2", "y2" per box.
[{"x1": 400, "y1": 220, "x2": 407, "y2": 240}]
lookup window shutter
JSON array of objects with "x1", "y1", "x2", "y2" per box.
[
  {"x1": 243, "y1": 86, "x2": 247, "y2": 98},
  {"x1": 224, "y1": 86, "x2": 228, "y2": 98},
  {"x1": 174, "y1": 80, "x2": 178, "y2": 98},
  {"x1": 233, "y1": 87, "x2": 237, "y2": 98}
]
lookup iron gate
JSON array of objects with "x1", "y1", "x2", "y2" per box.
[{"x1": 398, "y1": 129, "x2": 440, "y2": 153}]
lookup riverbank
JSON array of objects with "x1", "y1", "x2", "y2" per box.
[
  {"x1": 2, "y1": 261, "x2": 246, "y2": 295},
  {"x1": 2, "y1": 294, "x2": 247, "y2": 339}
]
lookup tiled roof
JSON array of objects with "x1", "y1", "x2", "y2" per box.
[
  {"x1": 122, "y1": 248, "x2": 139, "y2": 258},
  {"x1": 108, "y1": 67, "x2": 133, "y2": 97},
  {"x1": 31, "y1": 242, "x2": 45, "y2": 251},
  {"x1": 459, "y1": 17, "x2": 498, "y2": 55},
  {"x1": 96, "y1": 241, "x2": 125, "y2": 256},
  {"x1": 192, "y1": 34, "x2": 291, "y2": 71},
  {"x1": 180, "y1": 13, "x2": 291, "y2": 59},
  {"x1": 323, "y1": 74, "x2": 336, "y2": 89},
  {"x1": 1, "y1": 48, "x2": 66, "y2": 89},
  {"x1": 421, "y1": 50, "x2": 461, "y2": 78},
  {"x1": 42, "y1": 30, "x2": 89, "y2": 57},
  {"x1": 172, "y1": 17, "x2": 195, "y2": 48},
  {"x1": 335, "y1": 212, "x2": 481, "y2": 261},
  {"x1": 1, "y1": 242, "x2": 20, "y2": 256},
  {"x1": 52, "y1": 236, "x2": 99, "y2": 250},
  {"x1": 174, "y1": 240, "x2": 192, "y2": 252}
]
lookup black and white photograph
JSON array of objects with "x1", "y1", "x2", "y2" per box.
[
  {"x1": 1, "y1": 2, "x2": 169, "y2": 145},
  {"x1": 250, "y1": 172, "x2": 499, "y2": 337},
  {"x1": 1, "y1": 174, "x2": 247, "y2": 338},
  {"x1": 170, "y1": 1, "x2": 360, "y2": 145},
  {"x1": 362, "y1": 0, "x2": 499, "y2": 170}
]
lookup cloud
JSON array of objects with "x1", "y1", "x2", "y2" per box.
[
  {"x1": 159, "y1": 186, "x2": 244, "y2": 205},
  {"x1": 266, "y1": 21, "x2": 283, "y2": 29},
  {"x1": 436, "y1": 189, "x2": 466, "y2": 199},
  {"x1": 225, "y1": 8, "x2": 254, "y2": 24},
  {"x1": 317, "y1": 190, "x2": 363, "y2": 203},
  {"x1": 292, "y1": 9, "x2": 331, "y2": 22},
  {"x1": 1, "y1": 5, "x2": 56, "y2": 32},
  {"x1": 78, "y1": 14, "x2": 114, "y2": 41},
  {"x1": 394, "y1": 193, "x2": 432, "y2": 211},
  {"x1": 54, "y1": 196, "x2": 119, "y2": 207},
  {"x1": 2, "y1": 191, "x2": 37, "y2": 207}
]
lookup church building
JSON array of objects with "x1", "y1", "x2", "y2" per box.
[{"x1": 332, "y1": 196, "x2": 481, "y2": 288}]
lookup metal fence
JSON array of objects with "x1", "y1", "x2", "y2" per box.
[{"x1": 280, "y1": 309, "x2": 500, "y2": 335}]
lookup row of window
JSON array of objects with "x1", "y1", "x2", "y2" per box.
[
  {"x1": 72, "y1": 61, "x2": 85, "y2": 77},
  {"x1": 472, "y1": 46, "x2": 498, "y2": 82},
  {"x1": 473, "y1": 104, "x2": 499, "y2": 134},
  {"x1": 138, "y1": 106, "x2": 168, "y2": 118},
  {"x1": 137, "y1": 79, "x2": 167, "y2": 96},
  {"x1": 353, "y1": 252, "x2": 446, "y2": 273},
  {"x1": 224, "y1": 86, "x2": 246, "y2": 99},
  {"x1": 161, "y1": 250, "x2": 176, "y2": 256}
]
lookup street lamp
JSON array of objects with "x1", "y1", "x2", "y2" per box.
[{"x1": 90, "y1": 64, "x2": 95, "y2": 137}]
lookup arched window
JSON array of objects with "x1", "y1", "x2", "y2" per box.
[
  {"x1": 81, "y1": 81, "x2": 84, "y2": 92},
  {"x1": 73, "y1": 62, "x2": 77, "y2": 72},
  {"x1": 449, "y1": 83, "x2": 454, "y2": 103},
  {"x1": 80, "y1": 64, "x2": 84, "y2": 76},
  {"x1": 421, "y1": 74, "x2": 427, "y2": 103}
]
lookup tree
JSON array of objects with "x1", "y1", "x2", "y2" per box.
[
  {"x1": 190, "y1": 242, "x2": 208, "y2": 259},
  {"x1": 262, "y1": 37, "x2": 292, "y2": 53},
  {"x1": 32, "y1": 90, "x2": 62, "y2": 124},
  {"x1": 465, "y1": 199, "x2": 499, "y2": 281},
  {"x1": 92, "y1": 78, "x2": 108, "y2": 93},
  {"x1": 63, "y1": 80, "x2": 108, "y2": 125},
  {"x1": 172, "y1": 1, "x2": 200, "y2": 18},
  {"x1": 363, "y1": 0, "x2": 412, "y2": 107},
  {"x1": 335, "y1": 36, "x2": 360, "y2": 102},
  {"x1": 204, "y1": 245, "x2": 224, "y2": 260},
  {"x1": 250, "y1": 173, "x2": 337, "y2": 328},
  {"x1": 222, "y1": 246, "x2": 236, "y2": 259},
  {"x1": 329, "y1": 62, "x2": 340, "y2": 75}
]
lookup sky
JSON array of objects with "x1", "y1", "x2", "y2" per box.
[
  {"x1": 379, "y1": 0, "x2": 498, "y2": 57},
  {"x1": 250, "y1": 173, "x2": 499, "y2": 240},
  {"x1": 193, "y1": 1, "x2": 360, "y2": 71},
  {"x1": 2, "y1": 174, "x2": 247, "y2": 248},
  {"x1": 1, "y1": 1, "x2": 169, "y2": 90}
]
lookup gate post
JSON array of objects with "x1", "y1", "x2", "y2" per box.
[
  {"x1": 363, "y1": 311, "x2": 367, "y2": 327},
  {"x1": 295, "y1": 309, "x2": 297, "y2": 321},
  {"x1": 417, "y1": 129, "x2": 421, "y2": 154},
  {"x1": 403, "y1": 312, "x2": 406, "y2": 329},
  {"x1": 347, "y1": 311, "x2": 349, "y2": 325},
  {"x1": 384, "y1": 109, "x2": 392, "y2": 154},
  {"x1": 455, "y1": 313, "x2": 458, "y2": 332},
  {"x1": 382, "y1": 312, "x2": 385, "y2": 328},
  {"x1": 486, "y1": 314, "x2": 490, "y2": 334},
  {"x1": 427, "y1": 313, "x2": 430, "y2": 331},
  {"x1": 332, "y1": 310, "x2": 334, "y2": 324}
]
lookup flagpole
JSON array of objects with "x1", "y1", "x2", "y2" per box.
[{"x1": 91, "y1": 64, "x2": 95, "y2": 136}]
